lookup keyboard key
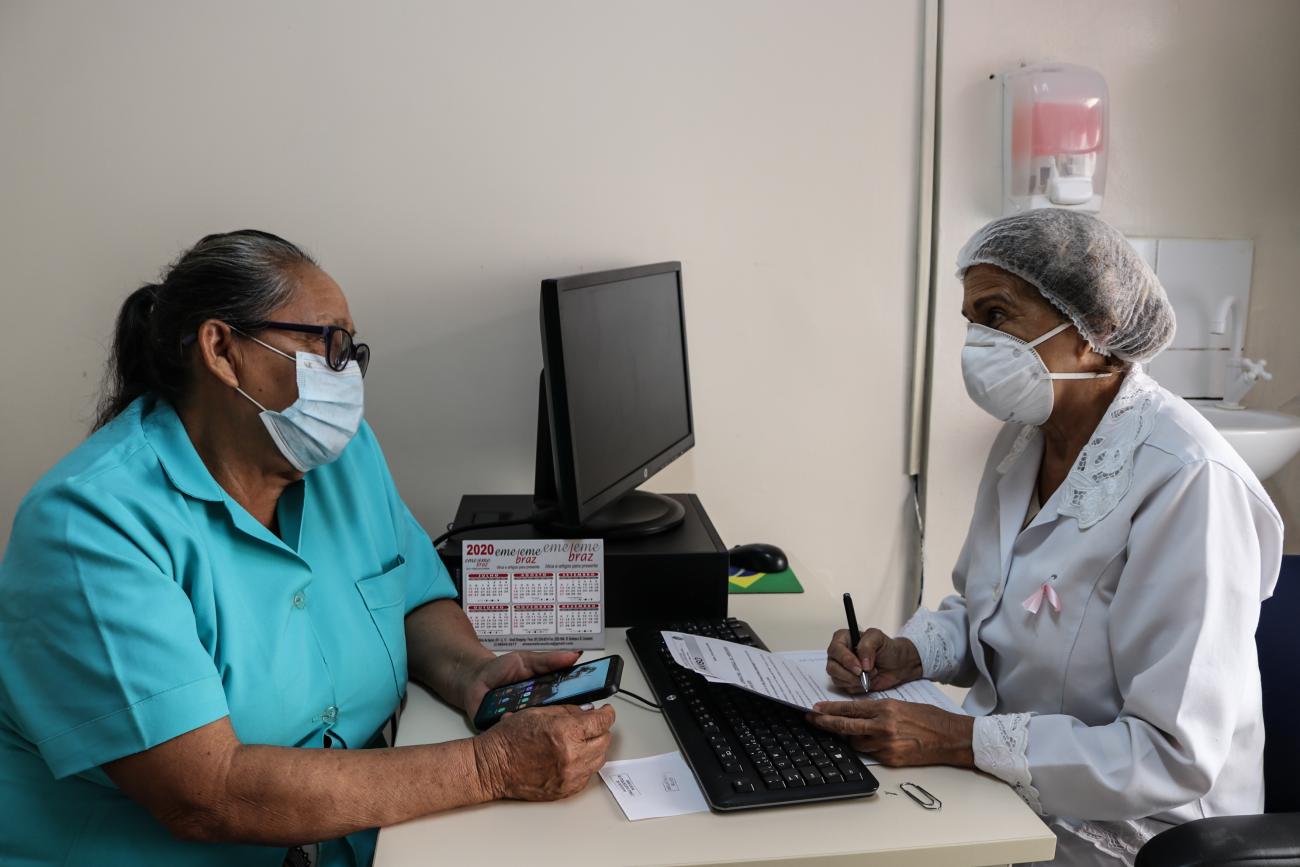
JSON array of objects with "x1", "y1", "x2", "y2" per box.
[
  {"x1": 732, "y1": 779, "x2": 756, "y2": 793},
  {"x1": 823, "y1": 770, "x2": 844, "y2": 784},
  {"x1": 800, "y1": 767, "x2": 825, "y2": 785},
  {"x1": 781, "y1": 769, "x2": 805, "y2": 787}
]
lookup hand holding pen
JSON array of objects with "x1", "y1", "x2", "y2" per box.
[{"x1": 825, "y1": 595, "x2": 925, "y2": 694}]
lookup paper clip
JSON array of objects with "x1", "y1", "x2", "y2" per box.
[{"x1": 899, "y1": 781, "x2": 941, "y2": 810}]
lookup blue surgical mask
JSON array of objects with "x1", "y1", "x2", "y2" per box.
[{"x1": 235, "y1": 333, "x2": 365, "y2": 472}]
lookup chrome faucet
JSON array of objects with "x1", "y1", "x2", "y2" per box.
[{"x1": 1209, "y1": 296, "x2": 1271, "y2": 409}]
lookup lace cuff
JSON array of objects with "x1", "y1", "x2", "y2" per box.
[
  {"x1": 898, "y1": 609, "x2": 961, "y2": 683},
  {"x1": 972, "y1": 713, "x2": 1043, "y2": 814}
]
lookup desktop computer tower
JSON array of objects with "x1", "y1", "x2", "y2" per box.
[{"x1": 438, "y1": 493, "x2": 729, "y2": 626}]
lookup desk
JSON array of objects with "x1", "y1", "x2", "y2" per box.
[{"x1": 374, "y1": 589, "x2": 1056, "y2": 867}]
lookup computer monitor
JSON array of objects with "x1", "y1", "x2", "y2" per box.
[{"x1": 534, "y1": 261, "x2": 694, "y2": 538}]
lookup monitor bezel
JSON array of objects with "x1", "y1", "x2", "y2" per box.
[{"x1": 538, "y1": 260, "x2": 695, "y2": 526}]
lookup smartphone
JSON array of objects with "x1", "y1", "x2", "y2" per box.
[{"x1": 472, "y1": 654, "x2": 624, "y2": 730}]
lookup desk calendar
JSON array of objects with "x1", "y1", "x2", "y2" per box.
[{"x1": 462, "y1": 539, "x2": 605, "y2": 650}]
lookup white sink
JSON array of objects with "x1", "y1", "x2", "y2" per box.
[{"x1": 1190, "y1": 401, "x2": 1300, "y2": 481}]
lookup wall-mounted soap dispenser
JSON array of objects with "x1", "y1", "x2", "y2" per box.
[{"x1": 1003, "y1": 64, "x2": 1108, "y2": 215}]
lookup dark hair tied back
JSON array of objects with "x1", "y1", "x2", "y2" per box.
[{"x1": 94, "y1": 230, "x2": 316, "y2": 430}]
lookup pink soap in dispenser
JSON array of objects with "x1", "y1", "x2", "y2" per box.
[{"x1": 1003, "y1": 64, "x2": 1108, "y2": 214}]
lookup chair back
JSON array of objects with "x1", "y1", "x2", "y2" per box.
[{"x1": 1259, "y1": 553, "x2": 1300, "y2": 813}]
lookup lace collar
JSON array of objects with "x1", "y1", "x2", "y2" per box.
[{"x1": 996, "y1": 366, "x2": 1161, "y2": 529}]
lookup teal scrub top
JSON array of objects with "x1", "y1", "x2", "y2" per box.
[{"x1": 0, "y1": 395, "x2": 457, "y2": 866}]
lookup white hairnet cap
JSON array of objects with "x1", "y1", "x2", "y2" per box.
[{"x1": 956, "y1": 210, "x2": 1176, "y2": 363}]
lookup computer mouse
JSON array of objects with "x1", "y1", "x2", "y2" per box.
[{"x1": 729, "y1": 543, "x2": 788, "y2": 574}]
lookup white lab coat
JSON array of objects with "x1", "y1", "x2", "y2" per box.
[{"x1": 902, "y1": 368, "x2": 1283, "y2": 866}]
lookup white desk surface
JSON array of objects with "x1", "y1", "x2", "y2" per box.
[{"x1": 374, "y1": 586, "x2": 1055, "y2": 867}]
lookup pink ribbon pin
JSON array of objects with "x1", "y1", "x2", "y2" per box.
[{"x1": 1022, "y1": 582, "x2": 1061, "y2": 615}]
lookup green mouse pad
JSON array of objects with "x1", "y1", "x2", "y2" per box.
[{"x1": 727, "y1": 565, "x2": 804, "y2": 594}]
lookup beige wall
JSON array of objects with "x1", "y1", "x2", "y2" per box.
[
  {"x1": 0, "y1": 2, "x2": 927, "y2": 625},
  {"x1": 923, "y1": 0, "x2": 1300, "y2": 610}
]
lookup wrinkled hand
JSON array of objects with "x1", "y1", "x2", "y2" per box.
[
  {"x1": 826, "y1": 628, "x2": 922, "y2": 694},
  {"x1": 461, "y1": 650, "x2": 582, "y2": 715},
  {"x1": 473, "y1": 704, "x2": 616, "y2": 800},
  {"x1": 806, "y1": 699, "x2": 973, "y2": 768}
]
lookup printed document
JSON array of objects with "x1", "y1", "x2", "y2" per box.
[
  {"x1": 660, "y1": 631, "x2": 964, "y2": 714},
  {"x1": 776, "y1": 649, "x2": 965, "y2": 713}
]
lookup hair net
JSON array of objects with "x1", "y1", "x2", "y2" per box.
[{"x1": 956, "y1": 209, "x2": 1175, "y2": 363}]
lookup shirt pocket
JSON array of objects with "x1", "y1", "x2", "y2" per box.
[{"x1": 356, "y1": 556, "x2": 409, "y2": 702}]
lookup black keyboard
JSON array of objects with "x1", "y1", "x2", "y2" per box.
[{"x1": 626, "y1": 617, "x2": 879, "y2": 811}]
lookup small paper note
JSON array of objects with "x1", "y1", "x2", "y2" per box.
[{"x1": 598, "y1": 752, "x2": 709, "y2": 821}]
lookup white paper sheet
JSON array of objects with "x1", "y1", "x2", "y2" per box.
[
  {"x1": 598, "y1": 752, "x2": 709, "y2": 821},
  {"x1": 775, "y1": 650, "x2": 967, "y2": 767},
  {"x1": 660, "y1": 632, "x2": 967, "y2": 716},
  {"x1": 660, "y1": 631, "x2": 833, "y2": 710},
  {"x1": 775, "y1": 650, "x2": 966, "y2": 714}
]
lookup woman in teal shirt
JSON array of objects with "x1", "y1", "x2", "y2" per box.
[{"x1": 0, "y1": 230, "x2": 615, "y2": 866}]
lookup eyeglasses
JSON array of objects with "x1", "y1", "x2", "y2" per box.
[{"x1": 256, "y1": 321, "x2": 370, "y2": 376}]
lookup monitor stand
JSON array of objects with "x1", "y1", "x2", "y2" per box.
[{"x1": 533, "y1": 490, "x2": 685, "y2": 539}]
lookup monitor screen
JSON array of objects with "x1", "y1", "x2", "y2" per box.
[{"x1": 556, "y1": 269, "x2": 691, "y2": 507}]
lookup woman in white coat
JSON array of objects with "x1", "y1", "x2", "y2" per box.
[{"x1": 812, "y1": 210, "x2": 1283, "y2": 866}]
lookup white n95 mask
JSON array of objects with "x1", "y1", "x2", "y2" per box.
[
  {"x1": 961, "y1": 321, "x2": 1111, "y2": 426},
  {"x1": 235, "y1": 336, "x2": 365, "y2": 472}
]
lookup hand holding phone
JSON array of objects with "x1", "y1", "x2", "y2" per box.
[
  {"x1": 472, "y1": 654, "x2": 623, "y2": 730},
  {"x1": 475, "y1": 703, "x2": 616, "y2": 801}
]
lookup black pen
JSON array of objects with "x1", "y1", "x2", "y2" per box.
[{"x1": 842, "y1": 592, "x2": 870, "y2": 693}]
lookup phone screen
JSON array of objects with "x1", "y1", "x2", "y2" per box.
[{"x1": 477, "y1": 657, "x2": 617, "y2": 725}]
